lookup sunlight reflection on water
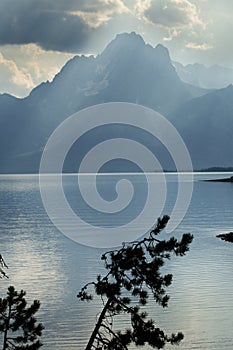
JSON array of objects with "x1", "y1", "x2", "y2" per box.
[{"x1": 0, "y1": 173, "x2": 233, "y2": 349}]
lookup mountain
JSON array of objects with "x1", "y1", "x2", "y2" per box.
[
  {"x1": 174, "y1": 61, "x2": 233, "y2": 89},
  {"x1": 170, "y1": 84, "x2": 233, "y2": 168},
  {"x1": 97, "y1": 33, "x2": 193, "y2": 113},
  {"x1": 24, "y1": 32, "x2": 196, "y2": 116},
  {"x1": 1, "y1": 32, "x2": 232, "y2": 173},
  {"x1": 0, "y1": 32, "x2": 200, "y2": 173}
]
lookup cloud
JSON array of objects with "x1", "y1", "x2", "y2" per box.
[
  {"x1": 186, "y1": 42, "x2": 213, "y2": 50},
  {"x1": 135, "y1": 0, "x2": 206, "y2": 40},
  {"x1": 69, "y1": 0, "x2": 129, "y2": 28},
  {"x1": 136, "y1": 0, "x2": 203, "y2": 27},
  {"x1": 0, "y1": 52, "x2": 34, "y2": 89},
  {"x1": 17, "y1": 44, "x2": 73, "y2": 81},
  {"x1": 163, "y1": 29, "x2": 181, "y2": 41},
  {"x1": 0, "y1": 0, "x2": 129, "y2": 52},
  {"x1": 0, "y1": 0, "x2": 90, "y2": 52},
  {"x1": 0, "y1": 44, "x2": 74, "y2": 97}
]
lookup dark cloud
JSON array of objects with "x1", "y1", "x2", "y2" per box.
[
  {"x1": 32, "y1": 0, "x2": 125, "y2": 13},
  {"x1": 0, "y1": 0, "x2": 98, "y2": 52},
  {"x1": 145, "y1": 3, "x2": 189, "y2": 27}
]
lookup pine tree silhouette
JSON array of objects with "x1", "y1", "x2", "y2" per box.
[
  {"x1": 0, "y1": 255, "x2": 8, "y2": 279},
  {"x1": 0, "y1": 286, "x2": 44, "y2": 350},
  {"x1": 78, "y1": 215, "x2": 193, "y2": 350}
]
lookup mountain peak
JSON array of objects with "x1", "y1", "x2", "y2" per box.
[
  {"x1": 114, "y1": 32, "x2": 145, "y2": 45},
  {"x1": 101, "y1": 32, "x2": 145, "y2": 59},
  {"x1": 101, "y1": 32, "x2": 172, "y2": 71},
  {"x1": 111, "y1": 34, "x2": 170, "y2": 60},
  {"x1": 155, "y1": 43, "x2": 170, "y2": 55},
  {"x1": 153, "y1": 43, "x2": 171, "y2": 63}
]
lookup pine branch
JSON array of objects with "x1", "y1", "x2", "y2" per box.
[{"x1": 79, "y1": 215, "x2": 193, "y2": 349}]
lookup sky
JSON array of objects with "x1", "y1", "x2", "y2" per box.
[{"x1": 0, "y1": 0, "x2": 232, "y2": 97}]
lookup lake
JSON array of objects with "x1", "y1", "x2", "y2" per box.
[{"x1": 0, "y1": 173, "x2": 233, "y2": 349}]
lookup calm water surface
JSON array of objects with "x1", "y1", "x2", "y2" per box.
[{"x1": 0, "y1": 173, "x2": 233, "y2": 349}]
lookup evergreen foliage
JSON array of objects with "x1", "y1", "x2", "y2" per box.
[
  {"x1": 0, "y1": 286, "x2": 44, "y2": 350},
  {"x1": 78, "y1": 215, "x2": 193, "y2": 350},
  {"x1": 0, "y1": 256, "x2": 8, "y2": 279}
]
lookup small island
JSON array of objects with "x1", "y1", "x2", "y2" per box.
[
  {"x1": 217, "y1": 232, "x2": 233, "y2": 243},
  {"x1": 204, "y1": 176, "x2": 233, "y2": 182}
]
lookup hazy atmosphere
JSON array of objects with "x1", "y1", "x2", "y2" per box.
[
  {"x1": 1, "y1": 2, "x2": 233, "y2": 350},
  {"x1": 0, "y1": 0, "x2": 232, "y2": 97}
]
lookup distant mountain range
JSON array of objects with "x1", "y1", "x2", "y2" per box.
[
  {"x1": 170, "y1": 84, "x2": 233, "y2": 168},
  {"x1": 0, "y1": 32, "x2": 233, "y2": 173},
  {"x1": 174, "y1": 61, "x2": 233, "y2": 89}
]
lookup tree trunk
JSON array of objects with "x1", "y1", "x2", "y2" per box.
[
  {"x1": 85, "y1": 298, "x2": 112, "y2": 350},
  {"x1": 2, "y1": 303, "x2": 11, "y2": 350}
]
